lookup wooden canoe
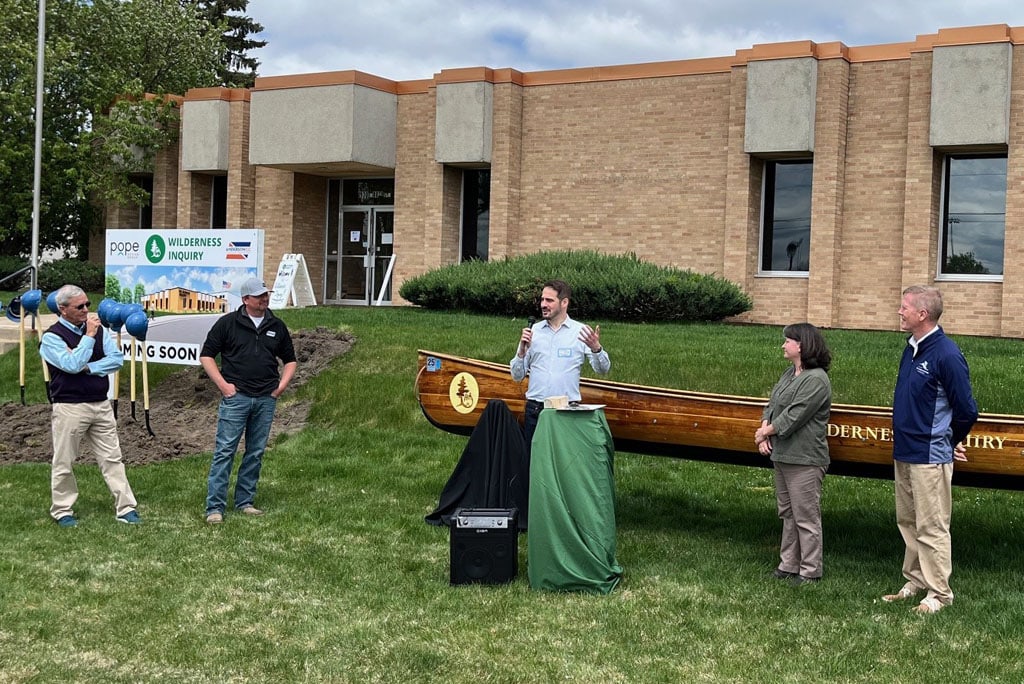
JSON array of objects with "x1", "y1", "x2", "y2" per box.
[{"x1": 416, "y1": 350, "x2": 1024, "y2": 489}]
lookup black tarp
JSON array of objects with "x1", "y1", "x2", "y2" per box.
[{"x1": 424, "y1": 399, "x2": 529, "y2": 530}]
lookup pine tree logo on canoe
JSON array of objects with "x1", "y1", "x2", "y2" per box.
[{"x1": 449, "y1": 372, "x2": 479, "y2": 414}]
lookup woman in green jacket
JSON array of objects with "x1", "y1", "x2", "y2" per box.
[{"x1": 754, "y1": 322, "x2": 832, "y2": 585}]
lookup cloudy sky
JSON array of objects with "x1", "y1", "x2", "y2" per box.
[{"x1": 245, "y1": 1, "x2": 1024, "y2": 81}]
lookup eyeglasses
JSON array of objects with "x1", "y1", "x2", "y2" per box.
[{"x1": 66, "y1": 301, "x2": 90, "y2": 310}]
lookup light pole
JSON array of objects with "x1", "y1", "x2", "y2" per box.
[
  {"x1": 30, "y1": 0, "x2": 46, "y2": 290},
  {"x1": 947, "y1": 216, "x2": 960, "y2": 267}
]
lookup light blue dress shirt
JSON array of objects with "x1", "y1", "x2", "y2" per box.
[
  {"x1": 40, "y1": 318, "x2": 124, "y2": 377},
  {"x1": 510, "y1": 315, "x2": 610, "y2": 402}
]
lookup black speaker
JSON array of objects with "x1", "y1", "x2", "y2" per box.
[{"x1": 449, "y1": 508, "x2": 518, "y2": 585}]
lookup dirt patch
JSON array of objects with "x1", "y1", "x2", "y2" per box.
[{"x1": 0, "y1": 327, "x2": 354, "y2": 466}]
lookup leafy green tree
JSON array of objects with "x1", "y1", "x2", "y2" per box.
[
  {"x1": 106, "y1": 274, "x2": 122, "y2": 300},
  {"x1": 134, "y1": 282, "x2": 145, "y2": 304},
  {"x1": 945, "y1": 251, "x2": 990, "y2": 275},
  {"x1": 0, "y1": 0, "x2": 91, "y2": 258},
  {"x1": 190, "y1": 0, "x2": 266, "y2": 88},
  {"x1": 0, "y1": 0, "x2": 227, "y2": 261}
]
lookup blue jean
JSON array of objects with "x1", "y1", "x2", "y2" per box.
[{"x1": 205, "y1": 393, "x2": 277, "y2": 515}]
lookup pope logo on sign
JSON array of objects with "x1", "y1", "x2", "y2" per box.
[{"x1": 449, "y1": 372, "x2": 479, "y2": 414}]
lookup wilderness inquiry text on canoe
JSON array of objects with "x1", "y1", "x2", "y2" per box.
[{"x1": 828, "y1": 423, "x2": 1008, "y2": 451}]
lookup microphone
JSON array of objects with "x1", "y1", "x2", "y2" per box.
[{"x1": 520, "y1": 316, "x2": 536, "y2": 354}]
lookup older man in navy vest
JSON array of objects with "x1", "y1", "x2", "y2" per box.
[{"x1": 39, "y1": 284, "x2": 140, "y2": 527}]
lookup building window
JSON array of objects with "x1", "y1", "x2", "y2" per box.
[
  {"x1": 760, "y1": 160, "x2": 812, "y2": 274},
  {"x1": 940, "y1": 154, "x2": 1005, "y2": 278},
  {"x1": 461, "y1": 169, "x2": 490, "y2": 261},
  {"x1": 211, "y1": 175, "x2": 227, "y2": 229}
]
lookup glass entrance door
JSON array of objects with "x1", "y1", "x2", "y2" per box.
[
  {"x1": 327, "y1": 208, "x2": 393, "y2": 305},
  {"x1": 370, "y1": 209, "x2": 394, "y2": 304}
]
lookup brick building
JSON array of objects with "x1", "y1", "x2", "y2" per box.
[
  {"x1": 97, "y1": 24, "x2": 1024, "y2": 336},
  {"x1": 141, "y1": 287, "x2": 227, "y2": 314}
]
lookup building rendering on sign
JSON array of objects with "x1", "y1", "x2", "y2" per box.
[
  {"x1": 95, "y1": 23, "x2": 1024, "y2": 337},
  {"x1": 141, "y1": 287, "x2": 227, "y2": 314}
]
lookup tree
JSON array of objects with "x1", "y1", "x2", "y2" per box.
[
  {"x1": 106, "y1": 274, "x2": 122, "y2": 300},
  {"x1": 0, "y1": 0, "x2": 228, "y2": 262},
  {"x1": 945, "y1": 251, "x2": 990, "y2": 275},
  {"x1": 190, "y1": 0, "x2": 266, "y2": 88},
  {"x1": 0, "y1": 0, "x2": 92, "y2": 258}
]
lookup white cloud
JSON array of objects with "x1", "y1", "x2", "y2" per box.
[{"x1": 245, "y1": 0, "x2": 1024, "y2": 80}]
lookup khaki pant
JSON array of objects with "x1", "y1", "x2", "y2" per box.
[
  {"x1": 774, "y1": 462, "x2": 827, "y2": 578},
  {"x1": 51, "y1": 402, "x2": 137, "y2": 519},
  {"x1": 894, "y1": 460, "x2": 954, "y2": 605}
]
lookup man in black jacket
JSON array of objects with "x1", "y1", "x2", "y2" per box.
[{"x1": 200, "y1": 277, "x2": 297, "y2": 524}]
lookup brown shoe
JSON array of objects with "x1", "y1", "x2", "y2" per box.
[
  {"x1": 882, "y1": 582, "x2": 921, "y2": 603},
  {"x1": 240, "y1": 506, "x2": 264, "y2": 516},
  {"x1": 913, "y1": 597, "x2": 945, "y2": 614},
  {"x1": 206, "y1": 512, "x2": 224, "y2": 525}
]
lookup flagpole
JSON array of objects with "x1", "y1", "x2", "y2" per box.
[{"x1": 30, "y1": 0, "x2": 46, "y2": 289}]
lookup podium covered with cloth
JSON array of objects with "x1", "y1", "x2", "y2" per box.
[{"x1": 528, "y1": 407, "x2": 622, "y2": 594}]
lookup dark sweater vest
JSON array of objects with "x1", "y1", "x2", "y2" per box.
[{"x1": 45, "y1": 322, "x2": 110, "y2": 403}]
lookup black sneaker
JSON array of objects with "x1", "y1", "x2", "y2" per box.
[
  {"x1": 772, "y1": 568, "x2": 797, "y2": 580},
  {"x1": 790, "y1": 575, "x2": 821, "y2": 586}
]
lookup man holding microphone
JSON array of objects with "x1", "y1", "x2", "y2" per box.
[
  {"x1": 40, "y1": 284, "x2": 140, "y2": 527},
  {"x1": 510, "y1": 279, "x2": 610, "y2": 453}
]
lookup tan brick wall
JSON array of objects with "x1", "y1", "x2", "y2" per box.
[
  {"x1": 722, "y1": 65, "x2": 761, "y2": 321},
  {"x1": 515, "y1": 75, "x2": 733, "y2": 274},
  {"x1": 227, "y1": 99, "x2": 256, "y2": 228},
  {"x1": 186, "y1": 173, "x2": 213, "y2": 228},
  {"x1": 393, "y1": 91, "x2": 438, "y2": 303},
  {"x1": 253, "y1": 166, "x2": 295, "y2": 277},
  {"x1": 805, "y1": 58, "x2": 849, "y2": 327},
  {"x1": 152, "y1": 133, "x2": 180, "y2": 229},
  {"x1": 1001, "y1": 44, "x2": 1024, "y2": 337},
  {"x1": 291, "y1": 173, "x2": 327, "y2": 291},
  {"x1": 489, "y1": 82, "x2": 524, "y2": 261},
  {"x1": 835, "y1": 60, "x2": 910, "y2": 331}
]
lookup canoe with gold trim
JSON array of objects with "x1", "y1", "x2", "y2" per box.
[{"x1": 416, "y1": 350, "x2": 1024, "y2": 489}]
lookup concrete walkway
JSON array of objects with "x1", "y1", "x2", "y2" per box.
[{"x1": 0, "y1": 312, "x2": 58, "y2": 354}]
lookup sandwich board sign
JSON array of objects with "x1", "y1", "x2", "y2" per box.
[{"x1": 270, "y1": 253, "x2": 317, "y2": 309}]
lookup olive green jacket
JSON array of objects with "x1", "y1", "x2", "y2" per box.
[{"x1": 761, "y1": 366, "x2": 832, "y2": 466}]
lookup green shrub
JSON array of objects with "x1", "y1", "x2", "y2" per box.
[
  {"x1": 37, "y1": 259, "x2": 106, "y2": 293},
  {"x1": 399, "y1": 250, "x2": 752, "y2": 322},
  {"x1": 0, "y1": 256, "x2": 32, "y2": 290}
]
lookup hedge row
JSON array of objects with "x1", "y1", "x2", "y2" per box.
[
  {"x1": 398, "y1": 250, "x2": 752, "y2": 322},
  {"x1": 0, "y1": 258, "x2": 105, "y2": 294}
]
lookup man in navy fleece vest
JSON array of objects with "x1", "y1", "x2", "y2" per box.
[
  {"x1": 882, "y1": 285, "x2": 977, "y2": 614},
  {"x1": 39, "y1": 284, "x2": 140, "y2": 527}
]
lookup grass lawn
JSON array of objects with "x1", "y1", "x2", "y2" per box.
[{"x1": 1, "y1": 305, "x2": 1023, "y2": 683}]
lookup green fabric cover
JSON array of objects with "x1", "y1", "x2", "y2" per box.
[{"x1": 527, "y1": 408, "x2": 622, "y2": 594}]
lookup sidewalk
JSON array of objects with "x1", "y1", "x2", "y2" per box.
[{"x1": 0, "y1": 312, "x2": 58, "y2": 354}]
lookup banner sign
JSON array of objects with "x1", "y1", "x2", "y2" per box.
[
  {"x1": 116, "y1": 313, "x2": 222, "y2": 366},
  {"x1": 105, "y1": 229, "x2": 265, "y2": 365}
]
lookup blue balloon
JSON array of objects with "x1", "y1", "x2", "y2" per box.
[
  {"x1": 21, "y1": 289, "x2": 42, "y2": 314},
  {"x1": 125, "y1": 311, "x2": 149, "y2": 341},
  {"x1": 46, "y1": 291, "x2": 59, "y2": 314}
]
